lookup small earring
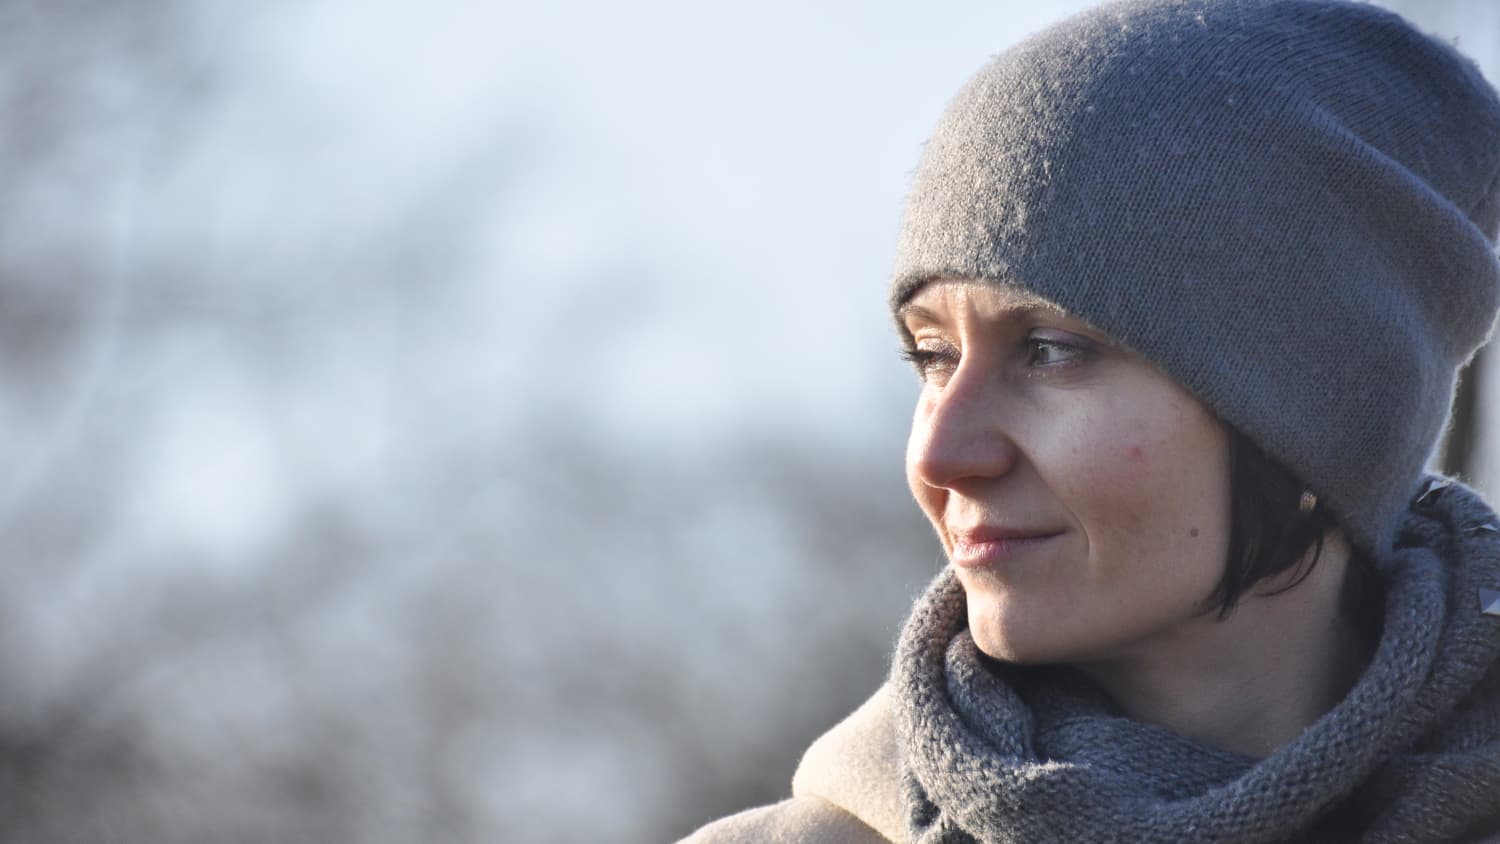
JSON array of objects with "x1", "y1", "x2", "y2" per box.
[{"x1": 1298, "y1": 491, "x2": 1318, "y2": 513}]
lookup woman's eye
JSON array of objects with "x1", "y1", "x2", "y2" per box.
[
  {"x1": 901, "y1": 346, "x2": 958, "y2": 380},
  {"x1": 1026, "y1": 335, "x2": 1088, "y2": 367}
]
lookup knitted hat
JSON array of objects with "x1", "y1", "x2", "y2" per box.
[{"x1": 890, "y1": 0, "x2": 1500, "y2": 556}]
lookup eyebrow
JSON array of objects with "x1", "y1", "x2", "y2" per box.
[
  {"x1": 895, "y1": 296, "x2": 1063, "y2": 328},
  {"x1": 895, "y1": 302, "x2": 942, "y2": 327}
]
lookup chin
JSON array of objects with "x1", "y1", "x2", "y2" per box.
[{"x1": 965, "y1": 594, "x2": 1059, "y2": 666}]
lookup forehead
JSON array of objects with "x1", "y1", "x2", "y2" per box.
[{"x1": 897, "y1": 278, "x2": 1066, "y2": 326}]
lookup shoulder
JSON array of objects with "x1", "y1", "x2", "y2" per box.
[
  {"x1": 676, "y1": 685, "x2": 903, "y2": 843},
  {"x1": 675, "y1": 795, "x2": 888, "y2": 844},
  {"x1": 791, "y1": 684, "x2": 903, "y2": 840}
]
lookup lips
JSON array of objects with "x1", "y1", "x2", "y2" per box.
[{"x1": 947, "y1": 526, "x2": 1064, "y2": 569}]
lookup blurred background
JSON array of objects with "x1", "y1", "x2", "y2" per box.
[{"x1": 0, "y1": 1, "x2": 1495, "y2": 842}]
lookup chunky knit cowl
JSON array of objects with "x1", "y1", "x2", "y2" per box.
[{"x1": 892, "y1": 478, "x2": 1500, "y2": 842}]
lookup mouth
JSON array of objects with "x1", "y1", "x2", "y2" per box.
[{"x1": 947, "y1": 527, "x2": 1064, "y2": 569}]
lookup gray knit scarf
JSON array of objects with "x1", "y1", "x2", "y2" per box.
[{"x1": 893, "y1": 478, "x2": 1500, "y2": 843}]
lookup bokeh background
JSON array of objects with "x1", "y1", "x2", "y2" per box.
[{"x1": 2, "y1": 1, "x2": 1496, "y2": 842}]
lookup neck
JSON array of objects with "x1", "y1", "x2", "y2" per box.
[{"x1": 1075, "y1": 532, "x2": 1372, "y2": 758}]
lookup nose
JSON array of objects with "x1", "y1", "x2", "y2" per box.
[{"x1": 906, "y1": 365, "x2": 1022, "y2": 492}]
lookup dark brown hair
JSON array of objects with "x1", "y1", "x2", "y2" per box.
[{"x1": 1212, "y1": 430, "x2": 1378, "y2": 623}]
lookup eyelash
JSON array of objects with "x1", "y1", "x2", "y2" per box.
[
  {"x1": 1027, "y1": 337, "x2": 1086, "y2": 367},
  {"x1": 900, "y1": 347, "x2": 955, "y2": 378},
  {"x1": 899, "y1": 347, "x2": 941, "y2": 367},
  {"x1": 900, "y1": 336, "x2": 1089, "y2": 379}
]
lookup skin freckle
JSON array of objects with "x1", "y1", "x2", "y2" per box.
[{"x1": 1190, "y1": 527, "x2": 1200, "y2": 538}]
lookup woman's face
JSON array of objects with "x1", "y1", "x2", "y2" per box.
[{"x1": 901, "y1": 280, "x2": 1233, "y2": 665}]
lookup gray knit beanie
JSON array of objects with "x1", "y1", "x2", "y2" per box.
[{"x1": 891, "y1": 0, "x2": 1500, "y2": 556}]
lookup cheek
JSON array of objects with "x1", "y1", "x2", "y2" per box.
[
  {"x1": 906, "y1": 408, "x2": 943, "y2": 524},
  {"x1": 1053, "y1": 403, "x2": 1232, "y2": 570}
]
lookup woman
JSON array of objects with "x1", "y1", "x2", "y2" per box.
[{"x1": 683, "y1": 0, "x2": 1500, "y2": 840}]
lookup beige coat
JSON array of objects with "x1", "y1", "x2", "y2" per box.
[{"x1": 678, "y1": 686, "x2": 902, "y2": 843}]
